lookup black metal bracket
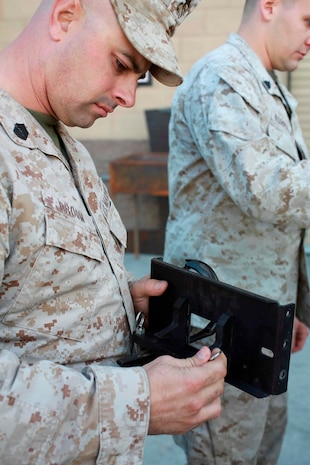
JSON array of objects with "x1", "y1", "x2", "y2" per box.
[{"x1": 119, "y1": 258, "x2": 295, "y2": 398}]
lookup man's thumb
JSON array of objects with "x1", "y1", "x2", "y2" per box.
[{"x1": 187, "y1": 346, "x2": 212, "y2": 367}]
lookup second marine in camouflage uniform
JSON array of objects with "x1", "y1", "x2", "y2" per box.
[{"x1": 164, "y1": 33, "x2": 310, "y2": 465}]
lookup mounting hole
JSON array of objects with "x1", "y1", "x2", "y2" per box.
[
  {"x1": 283, "y1": 339, "x2": 289, "y2": 349},
  {"x1": 261, "y1": 347, "x2": 274, "y2": 358}
]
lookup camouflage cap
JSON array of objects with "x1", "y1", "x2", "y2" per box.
[{"x1": 110, "y1": 0, "x2": 200, "y2": 87}]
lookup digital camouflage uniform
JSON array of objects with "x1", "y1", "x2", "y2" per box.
[
  {"x1": 0, "y1": 88, "x2": 150, "y2": 465},
  {"x1": 164, "y1": 33, "x2": 310, "y2": 465}
]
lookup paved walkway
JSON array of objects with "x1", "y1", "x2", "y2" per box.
[{"x1": 124, "y1": 253, "x2": 310, "y2": 465}]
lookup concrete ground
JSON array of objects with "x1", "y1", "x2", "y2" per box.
[{"x1": 124, "y1": 253, "x2": 310, "y2": 465}]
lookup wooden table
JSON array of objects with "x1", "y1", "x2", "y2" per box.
[{"x1": 109, "y1": 152, "x2": 168, "y2": 256}]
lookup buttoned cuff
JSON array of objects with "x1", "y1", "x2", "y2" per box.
[{"x1": 92, "y1": 364, "x2": 150, "y2": 465}]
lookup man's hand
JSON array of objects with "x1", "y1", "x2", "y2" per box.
[
  {"x1": 144, "y1": 346, "x2": 227, "y2": 435},
  {"x1": 131, "y1": 276, "x2": 226, "y2": 433},
  {"x1": 292, "y1": 317, "x2": 309, "y2": 353},
  {"x1": 130, "y1": 275, "x2": 168, "y2": 326}
]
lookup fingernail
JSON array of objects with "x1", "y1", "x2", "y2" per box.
[
  {"x1": 155, "y1": 281, "x2": 165, "y2": 290},
  {"x1": 197, "y1": 347, "x2": 208, "y2": 360}
]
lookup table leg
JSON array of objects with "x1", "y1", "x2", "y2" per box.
[{"x1": 133, "y1": 194, "x2": 140, "y2": 258}]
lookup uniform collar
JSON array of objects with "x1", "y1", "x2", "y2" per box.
[
  {"x1": 0, "y1": 88, "x2": 70, "y2": 156},
  {"x1": 226, "y1": 33, "x2": 297, "y2": 111}
]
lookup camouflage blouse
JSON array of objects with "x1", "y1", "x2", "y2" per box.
[{"x1": 0, "y1": 89, "x2": 149, "y2": 464}]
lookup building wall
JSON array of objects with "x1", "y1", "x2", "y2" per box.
[{"x1": 290, "y1": 55, "x2": 310, "y2": 151}]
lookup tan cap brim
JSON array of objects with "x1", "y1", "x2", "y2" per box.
[{"x1": 110, "y1": 0, "x2": 183, "y2": 87}]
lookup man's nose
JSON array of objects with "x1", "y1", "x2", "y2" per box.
[
  {"x1": 113, "y1": 78, "x2": 137, "y2": 108},
  {"x1": 305, "y1": 34, "x2": 310, "y2": 48}
]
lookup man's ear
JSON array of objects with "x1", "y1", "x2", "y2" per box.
[
  {"x1": 49, "y1": 0, "x2": 84, "y2": 40},
  {"x1": 260, "y1": 0, "x2": 279, "y2": 21}
]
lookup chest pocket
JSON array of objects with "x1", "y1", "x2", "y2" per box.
[
  {"x1": 3, "y1": 192, "x2": 106, "y2": 341},
  {"x1": 267, "y1": 122, "x2": 299, "y2": 162}
]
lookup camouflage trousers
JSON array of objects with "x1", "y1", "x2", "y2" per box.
[{"x1": 174, "y1": 383, "x2": 287, "y2": 465}]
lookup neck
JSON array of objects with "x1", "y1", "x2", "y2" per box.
[
  {"x1": 0, "y1": 6, "x2": 49, "y2": 113},
  {"x1": 237, "y1": 20, "x2": 273, "y2": 70}
]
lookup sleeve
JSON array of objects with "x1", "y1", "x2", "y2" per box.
[
  {"x1": 0, "y1": 349, "x2": 150, "y2": 465},
  {"x1": 188, "y1": 65, "x2": 310, "y2": 229}
]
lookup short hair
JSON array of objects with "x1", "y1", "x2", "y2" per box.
[
  {"x1": 242, "y1": 0, "x2": 257, "y2": 21},
  {"x1": 242, "y1": 0, "x2": 295, "y2": 21}
]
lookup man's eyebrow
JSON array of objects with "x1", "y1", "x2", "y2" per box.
[{"x1": 121, "y1": 50, "x2": 147, "y2": 75}]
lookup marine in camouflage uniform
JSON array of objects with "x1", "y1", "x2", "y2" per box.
[
  {"x1": 164, "y1": 27, "x2": 310, "y2": 465},
  {"x1": 0, "y1": 88, "x2": 150, "y2": 464},
  {"x1": 0, "y1": 1, "x2": 216, "y2": 464}
]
